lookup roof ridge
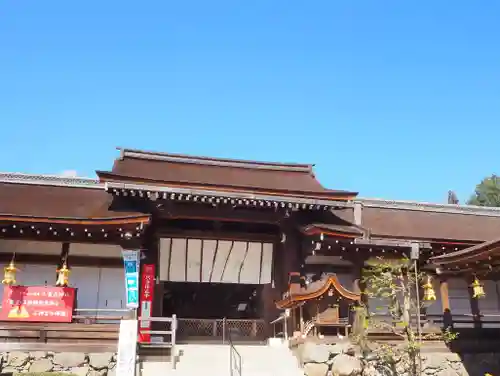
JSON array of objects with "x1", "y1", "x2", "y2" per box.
[
  {"x1": 0, "y1": 172, "x2": 102, "y2": 189},
  {"x1": 358, "y1": 197, "x2": 500, "y2": 217},
  {"x1": 117, "y1": 147, "x2": 314, "y2": 173}
]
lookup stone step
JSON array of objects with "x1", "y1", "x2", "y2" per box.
[{"x1": 141, "y1": 344, "x2": 304, "y2": 376}]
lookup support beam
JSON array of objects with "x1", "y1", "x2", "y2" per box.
[
  {"x1": 60, "y1": 242, "x2": 70, "y2": 266},
  {"x1": 0, "y1": 252, "x2": 122, "y2": 268},
  {"x1": 159, "y1": 203, "x2": 287, "y2": 224}
]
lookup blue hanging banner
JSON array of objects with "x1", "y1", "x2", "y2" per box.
[{"x1": 121, "y1": 250, "x2": 141, "y2": 309}]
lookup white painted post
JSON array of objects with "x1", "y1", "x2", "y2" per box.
[
  {"x1": 284, "y1": 309, "x2": 290, "y2": 340},
  {"x1": 171, "y1": 314, "x2": 177, "y2": 370}
]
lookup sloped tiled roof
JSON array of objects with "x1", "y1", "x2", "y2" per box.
[
  {"x1": 97, "y1": 148, "x2": 357, "y2": 201},
  {"x1": 0, "y1": 173, "x2": 149, "y2": 224}
]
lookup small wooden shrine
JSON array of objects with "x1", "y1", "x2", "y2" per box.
[{"x1": 276, "y1": 272, "x2": 361, "y2": 337}]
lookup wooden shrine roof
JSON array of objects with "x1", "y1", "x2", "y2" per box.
[
  {"x1": 275, "y1": 273, "x2": 361, "y2": 309},
  {"x1": 300, "y1": 223, "x2": 365, "y2": 238},
  {"x1": 350, "y1": 198, "x2": 500, "y2": 243},
  {"x1": 97, "y1": 148, "x2": 358, "y2": 201},
  {"x1": 430, "y1": 237, "x2": 500, "y2": 267},
  {"x1": 0, "y1": 173, "x2": 150, "y2": 225}
]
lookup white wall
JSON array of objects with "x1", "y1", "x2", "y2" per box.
[
  {"x1": 9, "y1": 264, "x2": 126, "y2": 311},
  {"x1": 69, "y1": 243, "x2": 122, "y2": 258},
  {"x1": 0, "y1": 241, "x2": 126, "y2": 311},
  {"x1": 69, "y1": 267, "x2": 126, "y2": 311},
  {"x1": 0, "y1": 239, "x2": 61, "y2": 255},
  {"x1": 0, "y1": 264, "x2": 58, "y2": 305}
]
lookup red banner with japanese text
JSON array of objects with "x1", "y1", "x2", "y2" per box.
[
  {"x1": 0, "y1": 285, "x2": 75, "y2": 323},
  {"x1": 138, "y1": 264, "x2": 155, "y2": 343}
]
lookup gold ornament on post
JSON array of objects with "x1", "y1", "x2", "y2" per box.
[
  {"x1": 471, "y1": 276, "x2": 485, "y2": 299},
  {"x1": 422, "y1": 275, "x2": 437, "y2": 301},
  {"x1": 56, "y1": 262, "x2": 70, "y2": 287},
  {"x1": 2, "y1": 255, "x2": 18, "y2": 285}
]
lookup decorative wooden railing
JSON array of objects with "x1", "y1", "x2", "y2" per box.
[
  {"x1": 138, "y1": 315, "x2": 178, "y2": 369},
  {"x1": 176, "y1": 318, "x2": 266, "y2": 342}
]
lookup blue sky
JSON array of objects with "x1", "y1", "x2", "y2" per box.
[{"x1": 1, "y1": 1, "x2": 499, "y2": 203}]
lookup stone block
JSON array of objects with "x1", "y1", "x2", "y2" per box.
[
  {"x1": 330, "y1": 353, "x2": 362, "y2": 376},
  {"x1": 53, "y1": 353, "x2": 87, "y2": 368},
  {"x1": 7, "y1": 352, "x2": 30, "y2": 367},
  {"x1": 29, "y1": 351, "x2": 48, "y2": 360},
  {"x1": 88, "y1": 353, "x2": 114, "y2": 370},
  {"x1": 301, "y1": 343, "x2": 331, "y2": 363},
  {"x1": 88, "y1": 369, "x2": 108, "y2": 376},
  {"x1": 29, "y1": 358, "x2": 54, "y2": 373},
  {"x1": 70, "y1": 365, "x2": 90, "y2": 376},
  {"x1": 304, "y1": 362, "x2": 329, "y2": 376}
]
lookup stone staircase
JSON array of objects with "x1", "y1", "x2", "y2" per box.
[{"x1": 141, "y1": 343, "x2": 304, "y2": 376}]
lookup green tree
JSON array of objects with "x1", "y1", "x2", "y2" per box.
[
  {"x1": 467, "y1": 174, "x2": 500, "y2": 207},
  {"x1": 351, "y1": 257, "x2": 457, "y2": 376}
]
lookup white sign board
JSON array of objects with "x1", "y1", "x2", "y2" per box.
[{"x1": 116, "y1": 319, "x2": 138, "y2": 376}]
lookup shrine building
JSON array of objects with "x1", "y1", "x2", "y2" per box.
[{"x1": 1, "y1": 147, "x2": 500, "y2": 351}]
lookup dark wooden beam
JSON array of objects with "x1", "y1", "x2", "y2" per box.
[
  {"x1": 0, "y1": 253, "x2": 122, "y2": 268},
  {"x1": 155, "y1": 228, "x2": 279, "y2": 243},
  {"x1": 60, "y1": 242, "x2": 70, "y2": 267},
  {"x1": 158, "y1": 202, "x2": 288, "y2": 224},
  {"x1": 0, "y1": 232, "x2": 144, "y2": 247}
]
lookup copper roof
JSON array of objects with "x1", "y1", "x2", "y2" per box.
[
  {"x1": 356, "y1": 199, "x2": 500, "y2": 243},
  {"x1": 97, "y1": 148, "x2": 357, "y2": 200},
  {"x1": 0, "y1": 173, "x2": 149, "y2": 224}
]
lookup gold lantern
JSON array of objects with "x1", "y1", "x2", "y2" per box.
[
  {"x1": 471, "y1": 277, "x2": 485, "y2": 299},
  {"x1": 422, "y1": 275, "x2": 437, "y2": 301},
  {"x1": 2, "y1": 256, "x2": 17, "y2": 285},
  {"x1": 56, "y1": 262, "x2": 70, "y2": 287}
]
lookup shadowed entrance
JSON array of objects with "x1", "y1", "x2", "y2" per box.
[{"x1": 162, "y1": 282, "x2": 266, "y2": 342}]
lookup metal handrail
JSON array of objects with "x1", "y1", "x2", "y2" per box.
[
  {"x1": 226, "y1": 318, "x2": 242, "y2": 376},
  {"x1": 270, "y1": 311, "x2": 289, "y2": 340}
]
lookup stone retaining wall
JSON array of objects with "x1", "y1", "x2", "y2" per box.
[
  {"x1": 295, "y1": 341, "x2": 500, "y2": 376},
  {"x1": 0, "y1": 352, "x2": 117, "y2": 376}
]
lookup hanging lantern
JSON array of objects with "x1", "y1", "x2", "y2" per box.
[
  {"x1": 422, "y1": 275, "x2": 437, "y2": 301},
  {"x1": 2, "y1": 257, "x2": 17, "y2": 285},
  {"x1": 56, "y1": 262, "x2": 70, "y2": 287},
  {"x1": 471, "y1": 277, "x2": 485, "y2": 299}
]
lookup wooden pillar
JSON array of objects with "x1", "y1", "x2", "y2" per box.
[
  {"x1": 439, "y1": 279, "x2": 450, "y2": 311},
  {"x1": 260, "y1": 283, "x2": 279, "y2": 337},
  {"x1": 277, "y1": 224, "x2": 301, "y2": 294},
  {"x1": 439, "y1": 278, "x2": 452, "y2": 329},
  {"x1": 140, "y1": 223, "x2": 163, "y2": 318},
  {"x1": 299, "y1": 304, "x2": 304, "y2": 333},
  {"x1": 57, "y1": 242, "x2": 70, "y2": 284},
  {"x1": 60, "y1": 242, "x2": 70, "y2": 265}
]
